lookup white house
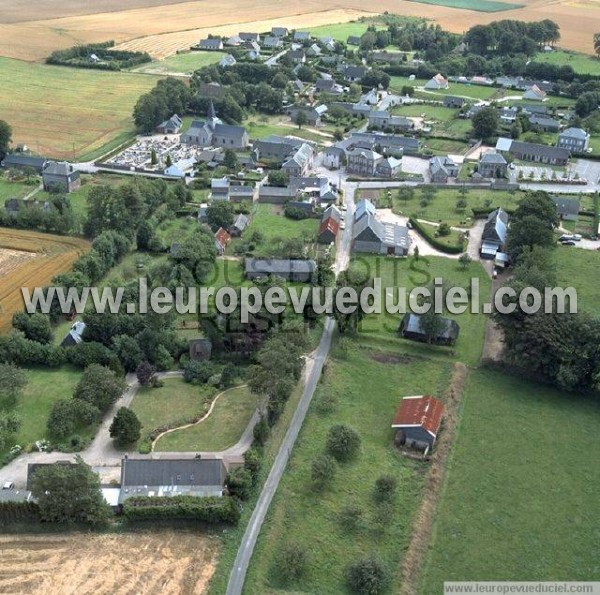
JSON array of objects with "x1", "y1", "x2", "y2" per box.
[{"x1": 424, "y1": 74, "x2": 449, "y2": 90}]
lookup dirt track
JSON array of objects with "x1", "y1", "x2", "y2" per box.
[{"x1": 0, "y1": 530, "x2": 219, "y2": 595}]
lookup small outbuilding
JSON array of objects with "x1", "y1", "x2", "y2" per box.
[
  {"x1": 392, "y1": 395, "x2": 444, "y2": 449},
  {"x1": 398, "y1": 313, "x2": 459, "y2": 346}
]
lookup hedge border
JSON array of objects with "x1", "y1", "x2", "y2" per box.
[{"x1": 408, "y1": 217, "x2": 464, "y2": 254}]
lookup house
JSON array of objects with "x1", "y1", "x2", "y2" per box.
[
  {"x1": 443, "y1": 96, "x2": 465, "y2": 109},
  {"x1": 1, "y1": 154, "x2": 47, "y2": 172},
  {"x1": 164, "y1": 158, "x2": 196, "y2": 178},
  {"x1": 320, "y1": 37, "x2": 336, "y2": 52},
  {"x1": 157, "y1": 114, "x2": 183, "y2": 134},
  {"x1": 210, "y1": 177, "x2": 230, "y2": 200},
  {"x1": 323, "y1": 145, "x2": 346, "y2": 169},
  {"x1": 368, "y1": 111, "x2": 413, "y2": 132},
  {"x1": 354, "y1": 198, "x2": 377, "y2": 222},
  {"x1": 287, "y1": 50, "x2": 305, "y2": 64},
  {"x1": 230, "y1": 213, "x2": 249, "y2": 236},
  {"x1": 286, "y1": 104, "x2": 327, "y2": 126},
  {"x1": 247, "y1": 49, "x2": 261, "y2": 61},
  {"x1": 480, "y1": 208, "x2": 508, "y2": 259},
  {"x1": 465, "y1": 104, "x2": 485, "y2": 119},
  {"x1": 271, "y1": 27, "x2": 289, "y2": 37},
  {"x1": 391, "y1": 395, "x2": 445, "y2": 449},
  {"x1": 41, "y1": 161, "x2": 80, "y2": 193},
  {"x1": 497, "y1": 139, "x2": 570, "y2": 166},
  {"x1": 317, "y1": 205, "x2": 341, "y2": 244},
  {"x1": 263, "y1": 36, "x2": 282, "y2": 49},
  {"x1": 429, "y1": 156, "x2": 459, "y2": 183},
  {"x1": 197, "y1": 203, "x2": 208, "y2": 223},
  {"x1": 352, "y1": 212, "x2": 411, "y2": 256},
  {"x1": 347, "y1": 35, "x2": 361, "y2": 46},
  {"x1": 372, "y1": 51, "x2": 404, "y2": 64},
  {"x1": 478, "y1": 152, "x2": 508, "y2": 178},
  {"x1": 359, "y1": 88, "x2": 379, "y2": 106},
  {"x1": 181, "y1": 101, "x2": 248, "y2": 149},
  {"x1": 551, "y1": 196, "x2": 579, "y2": 221},
  {"x1": 289, "y1": 176, "x2": 336, "y2": 203},
  {"x1": 522, "y1": 84, "x2": 546, "y2": 101},
  {"x1": 60, "y1": 321, "x2": 86, "y2": 347},
  {"x1": 281, "y1": 143, "x2": 314, "y2": 177},
  {"x1": 350, "y1": 132, "x2": 420, "y2": 155},
  {"x1": 306, "y1": 43, "x2": 321, "y2": 57},
  {"x1": 258, "y1": 185, "x2": 297, "y2": 204},
  {"x1": 499, "y1": 106, "x2": 519, "y2": 123},
  {"x1": 346, "y1": 147, "x2": 382, "y2": 177},
  {"x1": 119, "y1": 458, "x2": 227, "y2": 502},
  {"x1": 496, "y1": 75, "x2": 523, "y2": 88},
  {"x1": 245, "y1": 258, "x2": 317, "y2": 282},
  {"x1": 293, "y1": 31, "x2": 311, "y2": 41},
  {"x1": 424, "y1": 74, "x2": 449, "y2": 90},
  {"x1": 399, "y1": 313, "x2": 459, "y2": 346},
  {"x1": 557, "y1": 128, "x2": 590, "y2": 153},
  {"x1": 215, "y1": 227, "x2": 232, "y2": 255},
  {"x1": 239, "y1": 32, "x2": 260, "y2": 42},
  {"x1": 252, "y1": 135, "x2": 303, "y2": 162},
  {"x1": 225, "y1": 35, "x2": 243, "y2": 46},
  {"x1": 219, "y1": 54, "x2": 237, "y2": 68},
  {"x1": 229, "y1": 185, "x2": 255, "y2": 203},
  {"x1": 314, "y1": 78, "x2": 343, "y2": 95},
  {"x1": 198, "y1": 38, "x2": 224, "y2": 51},
  {"x1": 376, "y1": 156, "x2": 402, "y2": 179},
  {"x1": 342, "y1": 65, "x2": 367, "y2": 82},
  {"x1": 529, "y1": 115, "x2": 560, "y2": 133},
  {"x1": 521, "y1": 104, "x2": 548, "y2": 116},
  {"x1": 189, "y1": 338, "x2": 212, "y2": 361}
]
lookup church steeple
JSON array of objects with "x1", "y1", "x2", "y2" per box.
[{"x1": 208, "y1": 99, "x2": 216, "y2": 120}]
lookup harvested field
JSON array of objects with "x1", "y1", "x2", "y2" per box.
[
  {"x1": 0, "y1": 228, "x2": 90, "y2": 333},
  {"x1": 0, "y1": 530, "x2": 220, "y2": 594}
]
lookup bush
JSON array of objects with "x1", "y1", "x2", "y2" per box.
[
  {"x1": 373, "y1": 475, "x2": 397, "y2": 503},
  {"x1": 284, "y1": 205, "x2": 309, "y2": 220},
  {"x1": 109, "y1": 407, "x2": 142, "y2": 446},
  {"x1": 276, "y1": 543, "x2": 309, "y2": 584},
  {"x1": 252, "y1": 416, "x2": 270, "y2": 446},
  {"x1": 183, "y1": 360, "x2": 216, "y2": 384},
  {"x1": 326, "y1": 424, "x2": 361, "y2": 462},
  {"x1": 244, "y1": 446, "x2": 263, "y2": 485},
  {"x1": 408, "y1": 218, "x2": 464, "y2": 254},
  {"x1": 345, "y1": 556, "x2": 390, "y2": 595},
  {"x1": 339, "y1": 504, "x2": 363, "y2": 531},
  {"x1": 311, "y1": 453, "x2": 336, "y2": 491},
  {"x1": 226, "y1": 467, "x2": 253, "y2": 500},
  {"x1": 122, "y1": 495, "x2": 240, "y2": 523}
]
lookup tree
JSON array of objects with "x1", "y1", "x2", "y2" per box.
[
  {"x1": 458, "y1": 253, "x2": 472, "y2": 270},
  {"x1": 413, "y1": 245, "x2": 419, "y2": 261},
  {"x1": 0, "y1": 413, "x2": 20, "y2": 451},
  {"x1": 277, "y1": 543, "x2": 309, "y2": 584},
  {"x1": 0, "y1": 119, "x2": 12, "y2": 155},
  {"x1": 326, "y1": 424, "x2": 361, "y2": 462},
  {"x1": 419, "y1": 309, "x2": 447, "y2": 344},
  {"x1": 268, "y1": 170, "x2": 288, "y2": 187},
  {"x1": 223, "y1": 148, "x2": 238, "y2": 171},
  {"x1": 109, "y1": 407, "x2": 142, "y2": 446},
  {"x1": 400, "y1": 85, "x2": 414, "y2": 97},
  {"x1": 311, "y1": 453, "x2": 336, "y2": 491},
  {"x1": 373, "y1": 475, "x2": 397, "y2": 503},
  {"x1": 437, "y1": 222, "x2": 451, "y2": 236},
  {"x1": 150, "y1": 148, "x2": 158, "y2": 165},
  {"x1": 29, "y1": 456, "x2": 111, "y2": 524},
  {"x1": 398, "y1": 187, "x2": 414, "y2": 203},
  {"x1": 456, "y1": 197, "x2": 467, "y2": 211},
  {"x1": 136, "y1": 361, "x2": 157, "y2": 386},
  {"x1": 0, "y1": 363, "x2": 27, "y2": 404},
  {"x1": 165, "y1": 154, "x2": 172, "y2": 168},
  {"x1": 12, "y1": 312, "x2": 53, "y2": 344},
  {"x1": 206, "y1": 201, "x2": 234, "y2": 230},
  {"x1": 472, "y1": 106, "x2": 499, "y2": 139},
  {"x1": 360, "y1": 31, "x2": 376, "y2": 52},
  {"x1": 294, "y1": 110, "x2": 308, "y2": 129},
  {"x1": 345, "y1": 556, "x2": 389, "y2": 595},
  {"x1": 226, "y1": 467, "x2": 253, "y2": 499},
  {"x1": 595, "y1": 33, "x2": 600, "y2": 58},
  {"x1": 74, "y1": 364, "x2": 126, "y2": 412}
]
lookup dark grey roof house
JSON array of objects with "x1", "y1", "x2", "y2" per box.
[
  {"x1": 557, "y1": 127, "x2": 590, "y2": 153},
  {"x1": 119, "y1": 458, "x2": 227, "y2": 502},
  {"x1": 347, "y1": 35, "x2": 361, "y2": 46},
  {"x1": 229, "y1": 213, "x2": 249, "y2": 236},
  {"x1": 551, "y1": 196, "x2": 579, "y2": 221},
  {"x1": 253, "y1": 135, "x2": 303, "y2": 163},
  {"x1": 481, "y1": 208, "x2": 508, "y2": 259},
  {"x1": 239, "y1": 32, "x2": 260, "y2": 42},
  {"x1": 342, "y1": 65, "x2": 367, "y2": 82},
  {"x1": 529, "y1": 115, "x2": 560, "y2": 133},
  {"x1": 245, "y1": 258, "x2": 317, "y2": 282},
  {"x1": 399, "y1": 313, "x2": 459, "y2": 346},
  {"x1": 429, "y1": 156, "x2": 459, "y2": 183},
  {"x1": 293, "y1": 31, "x2": 311, "y2": 41},
  {"x1": 443, "y1": 96, "x2": 465, "y2": 108},
  {"x1": 508, "y1": 140, "x2": 570, "y2": 166},
  {"x1": 257, "y1": 185, "x2": 298, "y2": 204},
  {"x1": 42, "y1": 161, "x2": 81, "y2": 193},
  {"x1": 1, "y1": 154, "x2": 47, "y2": 172},
  {"x1": 352, "y1": 212, "x2": 410, "y2": 256},
  {"x1": 478, "y1": 152, "x2": 508, "y2": 179},
  {"x1": 199, "y1": 38, "x2": 224, "y2": 50},
  {"x1": 271, "y1": 27, "x2": 289, "y2": 37}
]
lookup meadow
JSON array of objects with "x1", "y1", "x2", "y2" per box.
[
  {"x1": 390, "y1": 76, "x2": 499, "y2": 101},
  {"x1": 532, "y1": 49, "x2": 600, "y2": 76},
  {"x1": 0, "y1": 57, "x2": 158, "y2": 160},
  {"x1": 420, "y1": 368, "x2": 600, "y2": 592},
  {"x1": 0, "y1": 178, "x2": 35, "y2": 202},
  {"x1": 555, "y1": 246, "x2": 600, "y2": 316},
  {"x1": 244, "y1": 344, "x2": 453, "y2": 593},
  {"x1": 405, "y1": 0, "x2": 524, "y2": 11},
  {"x1": 133, "y1": 50, "x2": 225, "y2": 75}
]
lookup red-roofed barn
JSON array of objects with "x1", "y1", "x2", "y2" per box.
[{"x1": 392, "y1": 395, "x2": 444, "y2": 450}]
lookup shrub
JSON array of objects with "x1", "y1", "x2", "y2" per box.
[
  {"x1": 252, "y1": 416, "x2": 270, "y2": 446},
  {"x1": 244, "y1": 446, "x2": 263, "y2": 485},
  {"x1": 122, "y1": 495, "x2": 240, "y2": 523},
  {"x1": 345, "y1": 556, "x2": 390, "y2": 595},
  {"x1": 226, "y1": 467, "x2": 253, "y2": 500},
  {"x1": 183, "y1": 360, "x2": 215, "y2": 384},
  {"x1": 408, "y1": 218, "x2": 463, "y2": 254},
  {"x1": 276, "y1": 543, "x2": 309, "y2": 583},
  {"x1": 326, "y1": 424, "x2": 361, "y2": 462},
  {"x1": 311, "y1": 453, "x2": 336, "y2": 491},
  {"x1": 339, "y1": 504, "x2": 363, "y2": 531},
  {"x1": 109, "y1": 407, "x2": 142, "y2": 446},
  {"x1": 373, "y1": 475, "x2": 397, "y2": 503}
]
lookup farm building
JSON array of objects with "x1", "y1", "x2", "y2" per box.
[
  {"x1": 119, "y1": 458, "x2": 227, "y2": 502},
  {"x1": 189, "y1": 338, "x2": 212, "y2": 361},
  {"x1": 1, "y1": 154, "x2": 47, "y2": 172},
  {"x1": 317, "y1": 205, "x2": 341, "y2": 244},
  {"x1": 60, "y1": 321, "x2": 86, "y2": 347},
  {"x1": 480, "y1": 208, "x2": 508, "y2": 259},
  {"x1": 245, "y1": 258, "x2": 317, "y2": 282},
  {"x1": 156, "y1": 114, "x2": 183, "y2": 134},
  {"x1": 424, "y1": 74, "x2": 449, "y2": 90},
  {"x1": 41, "y1": 161, "x2": 81, "y2": 193},
  {"x1": 352, "y1": 213, "x2": 410, "y2": 256},
  {"x1": 392, "y1": 395, "x2": 444, "y2": 449},
  {"x1": 398, "y1": 313, "x2": 459, "y2": 346}
]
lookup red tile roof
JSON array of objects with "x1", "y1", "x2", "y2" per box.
[
  {"x1": 215, "y1": 227, "x2": 231, "y2": 247},
  {"x1": 392, "y1": 395, "x2": 444, "y2": 438},
  {"x1": 318, "y1": 216, "x2": 339, "y2": 237}
]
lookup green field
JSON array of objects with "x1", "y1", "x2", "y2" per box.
[
  {"x1": 555, "y1": 247, "x2": 600, "y2": 316},
  {"x1": 155, "y1": 386, "x2": 261, "y2": 451},
  {"x1": 406, "y1": 0, "x2": 523, "y2": 11},
  {"x1": 133, "y1": 50, "x2": 225, "y2": 75},
  {"x1": 0, "y1": 178, "x2": 35, "y2": 202},
  {"x1": 390, "y1": 76, "x2": 499, "y2": 100},
  {"x1": 532, "y1": 49, "x2": 600, "y2": 76},
  {"x1": 352, "y1": 256, "x2": 490, "y2": 366},
  {"x1": 0, "y1": 57, "x2": 158, "y2": 160},
  {"x1": 420, "y1": 368, "x2": 600, "y2": 592},
  {"x1": 130, "y1": 377, "x2": 217, "y2": 446},
  {"x1": 244, "y1": 344, "x2": 452, "y2": 593},
  {"x1": 0, "y1": 367, "x2": 82, "y2": 458},
  {"x1": 246, "y1": 118, "x2": 329, "y2": 144},
  {"x1": 309, "y1": 22, "x2": 379, "y2": 41}
]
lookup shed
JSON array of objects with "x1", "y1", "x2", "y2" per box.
[
  {"x1": 392, "y1": 395, "x2": 444, "y2": 449},
  {"x1": 398, "y1": 313, "x2": 459, "y2": 346},
  {"x1": 189, "y1": 338, "x2": 212, "y2": 361}
]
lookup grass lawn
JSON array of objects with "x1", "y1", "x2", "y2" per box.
[
  {"x1": 155, "y1": 386, "x2": 261, "y2": 451},
  {"x1": 154, "y1": 215, "x2": 198, "y2": 245},
  {"x1": 405, "y1": 0, "x2": 523, "y2": 10},
  {"x1": 130, "y1": 377, "x2": 217, "y2": 445},
  {"x1": 0, "y1": 177, "x2": 37, "y2": 202},
  {"x1": 531, "y1": 49, "x2": 600, "y2": 76},
  {"x1": 424, "y1": 137, "x2": 470, "y2": 154},
  {"x1": 246, "y1": 117, "x2": 327, "y2": 144},
  {"x1": 420, "y1": 368, "x2": 600, "y2": 592},
  {"x1": 244, "y1": 344, "x2": 452, "y2": 593},
  {"x1": 555, "y1": 247, "x2": 600, "y2": 316},
  {"x1": 132, "y1": 50, "x2": 224, "y2": 75},
  {"x1": 393, "y1": 104, "x2": 473, "y2": 140},
  {"x1": 309, "y1": 22, "x2": 382, "y2": 41},
  {"x1": 0, "y1": 367, "x2": 82, "y2": 458},
  {"x1": 101, "y1": 252, "x2": 167, "y2": 285},
  {"x1": 350, "y1": 256, "x2": 490, "y2": 366},
  {"x1": 389, "y1": 76, "x2": 499, "y2": 101},
  {"x1": 394, "y1": 188, "x2": 522, "y2": 227},
  {"x1": 0, "y1": 57, "x2": 159, "y2": 161}
]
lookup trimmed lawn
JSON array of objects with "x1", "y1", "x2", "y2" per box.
[
  {"x1": 351, "y1": 256, "x2": 490, "y2": 366},
  {"x1": 155, "y1": 385, "x2": 261, "y2": 451},
  {"x1": 420, "y1": 368, "x2": 600, "y2": 592},
  {"x1": 424, "y1": 137, "x2": 470, "y2": 154},
  {"x1": 244, "y1": 345, "x2": 452, "y2": 593},
  {"x1": 130, "y1": 377, "x2": 217, "y2": 444},
  {"x1": 555, "y1": 247, "x2": 600, "y2": 316},
  {"x1": 246, "y1": 117, "x2": 328, "y2": 144},
  {"x1": 531, "y1": 49, "x2": 600, "y2": 76},
  {"x1": 132, "y1": 50, "x2": 224, "y2": 75},
  {"x1": 0, "y1": 178, "x2": 36, "y2": 202},
  {"x1": 0, "y1": 367, "x2": 81, "y2": 457},
  {"x1": 389, "y1": 76, "x2": 499, "y2": 100}
]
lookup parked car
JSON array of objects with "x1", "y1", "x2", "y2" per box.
[
  {"x1": 561, "y1": 240, "x2": 576, "y2": 246},
  {"x1": 558, "y1": 234, "x2": 573, "y2": 242},
  {"x1": 572, "y1": 234, "x2": 582, "y2": 241},
  {"x1": 2, "y1": 482, "x2": 14, "y2": 490}
]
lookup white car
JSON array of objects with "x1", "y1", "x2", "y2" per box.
[{"x1": 572, "y1": 234, "x2": 582, "y2": 241}]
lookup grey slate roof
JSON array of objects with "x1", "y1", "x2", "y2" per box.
[
  {"x1": 401, "y1": 313, "x2": 459, "y2": 341},
  {"x1": 43, "y1": 161, "x2": 75, "y2": 175},
  {"x1": 510, "y1": 140, "x2": 570, "y2": 161},
  {"x1": 214, "y1": 122, "x2": 247, "y2": 141},
  {"x1": 480, "y1": 152, "x2": 507, "y2": 165},
  {"x1": 232, "y1": 213, "x2": 249, "y2": 231},
  {"x1": 121, "y1": 458, "x2": 226, "y2": 488},
  {"x1": 2, "y1": 154, "x2": 47, "y2": 169},
  {"x1": 560, "y1": 127, "x2": 588, "y2": 140},
  {"x1": 483, "y1": 208, "x2": 508, "y2": 244},
  {"x1": 245, "y1": 258, "x2": 316, "y2": 275}
]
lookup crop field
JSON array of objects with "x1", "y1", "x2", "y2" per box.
[
  {"x1": 0, "y1": 57, "x2": 158, "y2": 160},
  {"x1": 420, "y1": 368, "x2": 600, "y2": 592},
  {"x1": 0, "y1": 228, "x2": 90, "y2": 332},
  {"x1": 532, "y1": 49, "x2": 600, "y2": 76},
  {"x1": 406, "y1": 0, "x2": 524, "y2": 11},
  {"x1": 133, "y1": 50, "x2": 225, "y2": 75},
  {"x1": 0, "y1": 530, "x2": 220, "y2": 594}
]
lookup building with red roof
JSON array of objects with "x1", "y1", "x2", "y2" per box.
[
  {"x1": 317, "y1": 204, "x2": 341, "y2": 244},
  {"x1": 215, "y1": 227, "x2": 232, "y2": 255},
  {"x1": 392, "y1": 395, "x2": 444, "y2": 449}
]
